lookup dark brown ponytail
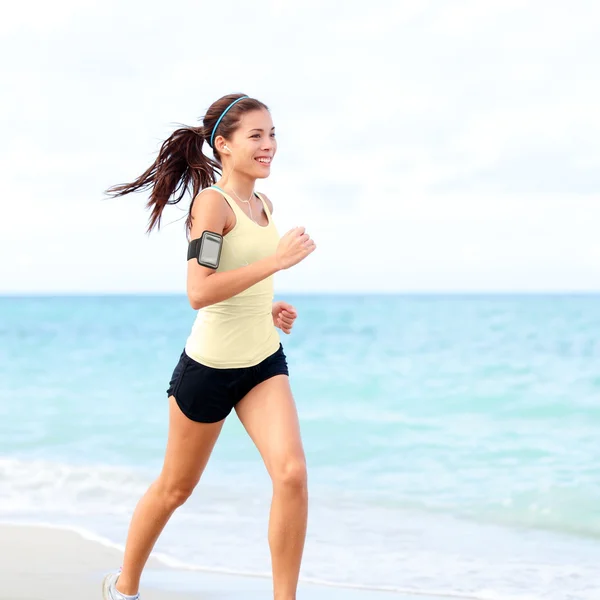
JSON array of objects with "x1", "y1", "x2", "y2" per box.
[
  {"x1": 105, "y1": 93, "x2": 269, "y2": 234},
  {"x1": 105, "y1": 125, "x2": 218, "y2": 233}
]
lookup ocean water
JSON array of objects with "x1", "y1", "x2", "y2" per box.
[{"x1": 1, "y1": 293, "x2": 599, "y2": 599}]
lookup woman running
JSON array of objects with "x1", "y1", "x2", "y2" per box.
[{"x1": 102, "y1": 93, "x2": 316, "y2": 600}]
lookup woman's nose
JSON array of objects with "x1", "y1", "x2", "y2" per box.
[{"x1": 262, "y1": 138, "x2": 276, "y2": 151}]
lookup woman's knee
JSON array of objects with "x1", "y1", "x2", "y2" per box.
[
  {"x1": 155, "y1": 476, "x2": 197, "y2": 510},
  {"x1": 272, "y1": 457, "x2": 308, "y2": 491}
]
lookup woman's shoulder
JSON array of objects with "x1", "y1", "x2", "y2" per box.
[
  {"x1": 190, "y1": 187, "x2": 230, "y2": 219},
  {"x1": 193, "y1": 186, "x2": 231, "y2": 206}
]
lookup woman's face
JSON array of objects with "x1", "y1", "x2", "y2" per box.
[{"x1": 222, "y1": 109, "x2": 277, "y2": 179}]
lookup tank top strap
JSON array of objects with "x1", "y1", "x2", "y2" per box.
[
  {"x1": 210, "y1": 185, "x2": 245, "y2": 218},
  {"x1": 254, "y1": 192, "x2": 272, "y2": 219}
]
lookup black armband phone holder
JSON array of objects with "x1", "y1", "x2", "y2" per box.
[{"x1": 187, "y1": 230, "x2": 223, "y2": 269}]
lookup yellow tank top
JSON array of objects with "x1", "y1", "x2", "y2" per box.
[{"x1": 184, "y1": 185, "x2": 282, "y2": 368}]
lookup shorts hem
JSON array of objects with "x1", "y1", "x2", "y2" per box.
[
  {"x1": 171, "y1": 393, "x2": 232, "y2": 424},
  {"x1": 257, "y1": 369, "x2": 289, "y2": 384},
  {"x1": 233, "y1": 370, "x2": 289, "y2": 406}
]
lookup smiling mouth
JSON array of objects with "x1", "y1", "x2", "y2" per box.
[{"x1": 255, "y1": 157, "x2": 272, "y2": 165}]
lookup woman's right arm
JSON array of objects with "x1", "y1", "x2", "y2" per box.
[{"x1": 186, "y1": 189, "x2": 315, "y2": 310}]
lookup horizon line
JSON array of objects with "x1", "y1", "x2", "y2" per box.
[{"x1": 1, "y1": 290, "x2": 600, "y2": 297}]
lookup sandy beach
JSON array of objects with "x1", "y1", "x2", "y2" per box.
[{"x1": 0, "y1": 523, "x2": 458, "y2": 600}]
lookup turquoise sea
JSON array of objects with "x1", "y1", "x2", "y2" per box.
[{"x1": 1, "y1": 294, "x2": 599, "y2": 599}]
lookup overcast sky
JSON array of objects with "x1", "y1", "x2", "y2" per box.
[{"x1": 1, "y1": 0, "x2": 598, "y2": 294}]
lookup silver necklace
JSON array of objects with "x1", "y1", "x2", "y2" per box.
[{"x1": 229, "y1": 186, "x2": 256, "y2": 223}]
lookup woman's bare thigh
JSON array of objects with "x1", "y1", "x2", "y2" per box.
[{"x1": 160, "y1": 396, "x2": 225, "y2": 491}]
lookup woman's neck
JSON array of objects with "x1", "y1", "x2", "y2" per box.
[{"x1": 216, "y1": 173, "x2": 256, "y2": 200}]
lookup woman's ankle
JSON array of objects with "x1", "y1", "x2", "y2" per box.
[{"x1": 115, "y1": 573, "x2": 140, "y2": 598}]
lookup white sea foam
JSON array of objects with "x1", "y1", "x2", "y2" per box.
[
  {"x1": 1, "y1": 456, "x2": 598, "y2": 600},
  {"x1": 0, "y1": 457, "x2": 149, "y2": 516},
  {"x1": 0, "y1": 520, "x2": 545, "y2": 600}
]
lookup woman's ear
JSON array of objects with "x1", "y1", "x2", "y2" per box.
[{"x1": 214, "y1": 137, "x2": 227, "y2": 154}]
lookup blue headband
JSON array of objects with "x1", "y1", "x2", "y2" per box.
[{"x1": 209, "y1": 96, "x2": 249, "y2": 148}]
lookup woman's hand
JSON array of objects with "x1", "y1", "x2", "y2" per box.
[
  {"x1": 275, "y1": 226, "x2": 316, "y2": 270},
  {"x1": 272, "y1": 301, "x2": 297, "y2": 334}
]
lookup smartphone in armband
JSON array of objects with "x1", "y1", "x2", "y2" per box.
[{"x1": 187, "y1": 231, "x2": 223, "y2": 269}]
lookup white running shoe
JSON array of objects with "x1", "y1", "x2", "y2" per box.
[
  {"x1": 102, "y1": 569, "x2": 139, "y2": 599},
  {"x1": 101, "y1": 570, "x2": 121, "y2": 599}
]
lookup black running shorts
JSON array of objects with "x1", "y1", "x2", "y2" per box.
[{"x1": 166, "y1": 344, "x2": 289, "y2": 423}]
